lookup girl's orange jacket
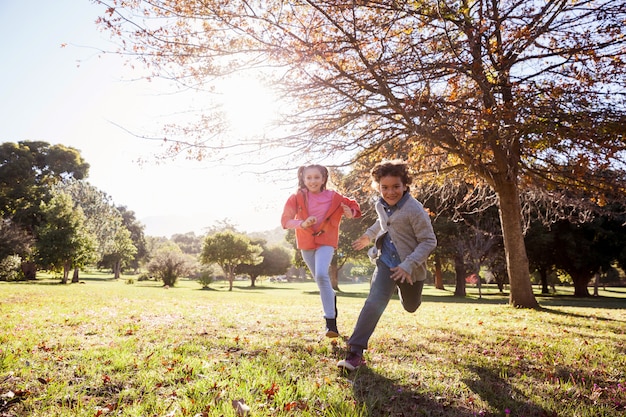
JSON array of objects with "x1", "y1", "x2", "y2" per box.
[{"x1": 281, "y1": 190, "x2": 362, "y2": 250}]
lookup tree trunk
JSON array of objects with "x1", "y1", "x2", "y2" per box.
[
  {"x1": 453, "y1": 253, "x2": 466, "y2": 297},
  {"x1": 71, "y1": 267, "x2": 80, "y2": 283},
  {"x1": 572, "y1": 273, "x2": 591, "y2": 297},
  {"x1": 539, "y1": 267, "x2": 549, "y2": 294},
  {"x1": 21, "y1": 262, "x2": 37, "y2": 280},
  {"x1": 61, "y1": 261, "x2": 71, "y2": 284},
  {"x1": 434, "y1": 254, "x2": 444, "y2": 290},
  {"x1": 250, "y1": 275, "x2": 257, "y2": 287},
  {"x1": 593, "y1": 271, "x2": 600, "y2": 296},
  {"x1": 494, "y1": 179, "x2": 539, "y2": 308},
  {"x1": 227, "y1": 270, "x2": 234, "y2": 291},
  {"x1": 113, "y1": 260, "x2": 121, "y2": 279}
]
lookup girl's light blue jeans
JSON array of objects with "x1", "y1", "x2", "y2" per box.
[{"x1": 301, "y1": 245, "x2": 337, "y2": 319}]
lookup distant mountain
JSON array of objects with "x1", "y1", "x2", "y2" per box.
[
  {"x1": 141, "y1": 215, "x2": 206, "y2": 238},
  {"x1": 249, "y1": 226, "x2": 290, "y2": 248}
]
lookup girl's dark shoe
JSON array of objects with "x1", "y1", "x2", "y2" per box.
[{"x1": 325, "y1": 318, "x2": 339, "y2": 338}]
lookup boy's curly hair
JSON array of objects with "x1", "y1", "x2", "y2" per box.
[{"x1": 371, "y1": 160, "x2": 412, "y2": 186}]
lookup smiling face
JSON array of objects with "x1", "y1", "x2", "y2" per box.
[
  {"x1": 302, "y1": 166, "x2": 327, "y2": 194},
  {"x1": 378, "y1": 175, "x2": 407, "y2": 206}
]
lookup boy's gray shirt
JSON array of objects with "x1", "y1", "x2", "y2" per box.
[{"x1": 364, "y1": 194, "x2": 437, "y2": 282}]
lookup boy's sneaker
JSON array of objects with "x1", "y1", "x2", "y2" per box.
[{"x1": 337, "y1": 352, "x2": 366, "y2": 371}]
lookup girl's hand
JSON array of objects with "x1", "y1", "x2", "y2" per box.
[
  {"x1": 390, "y1": 266, "x2": 413, "y2": 284},
  {"x1": 301, "y1": 216, "x2": 317, "y2": 228},
  {"x1": 352, "y1": 235, "x2": 370, "y2": 250},
  {"x1": 341, "y1": 203, "x2": 354, "y2": 219}
]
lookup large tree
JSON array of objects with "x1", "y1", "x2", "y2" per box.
[{"x1": 96, "y1": 1, "x2": 626, "y2": 307}]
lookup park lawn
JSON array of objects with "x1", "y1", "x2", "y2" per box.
[{"x1": 0, "y1": 275, "x2": 625, "y2": 417}]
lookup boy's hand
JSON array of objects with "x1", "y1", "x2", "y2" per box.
[
  {"x1": 390, "y1": 266, "x2": 413, "y2": 284},
  {"x1": 352, "y1": 235, "x2": 370, "y2": 250}
]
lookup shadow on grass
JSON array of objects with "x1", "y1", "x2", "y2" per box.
[
  {"x1": 463, "y1": 365, "x2": 556, "y2": 417},
  {"x1": 343, "y1": 367, "x2": 478, "y2": 417},
  {"x1": 538, "y1": 306, "x2": 626, "y2": 323},
  {"x1": 334, "y1": 287, "x2": 626, "y2": 311}
]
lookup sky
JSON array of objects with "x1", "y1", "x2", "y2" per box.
[{"x1": 0, "y1": 0, "x2": 298, "y2": 237}]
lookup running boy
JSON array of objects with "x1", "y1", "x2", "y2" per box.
[{"x1": 338, "y1": 160, "x2": 437, "y2": 370}]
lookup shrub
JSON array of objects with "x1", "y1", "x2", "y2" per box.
[
  {"x1": 0, "y1": 255, "x2": 23, "y2": 281},
  {"x1": 194, "y1": 264, "x2": 221, "y2": 289}
]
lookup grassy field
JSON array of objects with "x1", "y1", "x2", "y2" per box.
[{"x1": 1, "y1": 275, "x2": 625, "y2": 417}]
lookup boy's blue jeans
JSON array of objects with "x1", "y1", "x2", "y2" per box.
[
  {"x1": 348, "y1": 259, "x2": 424, "y2": 354},
  {"x1": 301, "y1": 245, "x2": 336, "y2": 319}
]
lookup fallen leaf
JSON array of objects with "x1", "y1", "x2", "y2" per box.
[
  {"x1": 264, "y1": 382, "x2": 279, "y2": 399},
  {"x1": 231, "y1": 399, "x2": 250, "y2": 416}
]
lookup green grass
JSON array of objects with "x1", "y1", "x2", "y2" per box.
[{"x1": 1, "y1": 275, "x2": 625, "y2": 416}]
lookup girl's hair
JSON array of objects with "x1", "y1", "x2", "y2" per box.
[
  {"x1": 297, "y1": 164, "x2": 329, "y2": 191},
  {"x1": 371, "y1": 160, "x2": 412, "y2": 186}
]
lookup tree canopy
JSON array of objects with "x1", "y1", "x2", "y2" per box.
[
  {"x1": 0, "y1": 141, "x2": 89, "y2": 232},
  {"x1": 35, "y1": 191, "x2": 97, "y2": 283},
  {"x1": 200, "y1": 230, "x2": 263, "y2": 291},
  {"x1": 96, "y1": 0, "x2": 626, "y2": 307},
  {"x1": 238, "y1": 240, "x2": 291, "y2": 287}
]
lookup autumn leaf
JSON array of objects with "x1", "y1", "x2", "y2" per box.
[{"x1": 264, "y1": 382, "x2": 279, "y2": 399}]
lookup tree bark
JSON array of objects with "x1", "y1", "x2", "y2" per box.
[
  {"x1": 71, "y1": 267, "x2": 79, "y2": 283},
  {"x1": 539, "y1": 267, "x2": 549, "y2": 294},
  {"x1": 21, "y1": 262, "x2": 37, "y2": 280},
  {"x1": 113, "y1": 260, "x2": 121, "y2": 279},
  {"x1": 227, "y1": 269, "x2": 234, "y2": 291},
  {"x1": 593, "y1": 271, "x2": 600, "y2": 296},
  {"x1": 61, "y1": 261, "x2": 71, "y2": 284},
  {"x1": 434, "y1": 254, "x2": 445, "y2": 290},
  {"x1": 454, "y1": 253, "x2": 466, "y2": 297},
  {"x1": 572, "y1": 273, "x2": 591, "y2": 297},
  {"x1": 495, "y1": 180, "x2": 539, "y2": 308}
]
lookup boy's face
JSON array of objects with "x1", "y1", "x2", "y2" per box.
[{"x1": 378, "y1": 175, "x2": 407, "y2": 206}]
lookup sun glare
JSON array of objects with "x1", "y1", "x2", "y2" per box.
[{"x1": 219, "y1": 75, "x2": 278, "y2": 137}]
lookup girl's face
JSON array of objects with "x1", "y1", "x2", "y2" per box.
[
  {"x1": 302, "y1": 167, "x2": 326, "y2": 193},
  {"x1": 378, "y1": 175, "x2": 407, "y2": 206}
]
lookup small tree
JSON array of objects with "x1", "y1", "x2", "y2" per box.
[
  {"x1": 117, "y1": 206, "x2": 148, "y2": 273},
  {"x1": 238, "y1": 241, "x2": 291, "y2": 287},
  {"x1": 194, "y1": 264, "x2": 221, "y2": 289},
  {"x1": 200, "y1": 231, "x2": 262, "y2": 291},
  {"x1": 35, "y1": 192, "x2": 97, "y2": 284},
  {"x1": 105, "y1": 228, "x2": 138, "y2": 279}
]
